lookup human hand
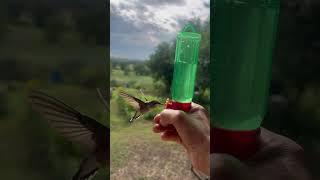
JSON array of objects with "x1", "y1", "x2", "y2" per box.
[
  {"x1": 212, "y1": 128, "x2": 312, "y2": 180},
  {"x1": 153, "y1": 102, "x2": 210, "y2": 175}
]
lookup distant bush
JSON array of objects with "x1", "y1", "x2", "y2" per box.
[
  {"x1": 43, "y1": 14, "x2": 66, "y2": 44},
  {"x1": 0, "y1": 58, "x2": 28, "y2": 81},
  {"x1": 110, "y1": 80, "x2": 119, "y2": 87},
  {"x1": 133, "y1": 63, "x2": 150, "y2": 76},
  {"x1": 144, "y1": 106, "x2": 163, "y2": 121},
  {"x1": 0, "y1": 88, "x2": 8, "y2": 117},
  {"x1": 0, "y1": 13, "x2": 8, "y2": 43}
]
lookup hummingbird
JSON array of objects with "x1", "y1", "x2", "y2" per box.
[
  {"x1": 28, "y1": 89, "x2": 109, "y2": 180},
  {"x1": 119, "y1": 90, "x2": 162, "y2": 123}
]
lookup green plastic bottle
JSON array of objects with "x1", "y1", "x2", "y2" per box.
[
  {"x1": 211, "y1": 0, "x2": 280, "y2": 130},
  {"x1": 171, "y1": 24, "x2": 201, "y2": 103}
]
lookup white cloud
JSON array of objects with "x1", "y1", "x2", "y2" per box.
[
  {"x1": 110, "y1": 0, "x2": 209, "y2": 59},
  {"x1": 111, "y1": 0, "x2": 209, "y2": 33}
]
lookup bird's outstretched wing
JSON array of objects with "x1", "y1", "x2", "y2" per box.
[
  {"x1": 96, "y1": 88, "x2": 110, "y2": 112},
  {"x1": 28, "y1": 90, "x2": 107, "y2": 151},
  {"x1": 73, "y1": 155, "x2": 100, "y2": 180},
  {"x1": 119, "y1": 91, "x2": 144, "y2": 110}
]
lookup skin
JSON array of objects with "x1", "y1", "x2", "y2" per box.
[
  {"x1": 153, "y1": 103, "x2": 312, "y2": 180},
  {"x1": 153, "y1": 103, "x2": 210, "y2": 175}
]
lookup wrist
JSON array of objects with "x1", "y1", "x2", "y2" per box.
[{"x1": 190, "y1": 135, "x2": 210, "y2": 175}]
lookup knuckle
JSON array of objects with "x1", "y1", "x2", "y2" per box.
[{"x1": 175, "y1": 110, "x2": 185, "y2": 121}]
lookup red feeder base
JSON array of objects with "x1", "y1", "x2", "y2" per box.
[
  {"x1": 165, "y1": 100, "x2": 192, "y2": 113},
  {"x1": 211, "y1": 127, "x2": 261, "y2": 160}
]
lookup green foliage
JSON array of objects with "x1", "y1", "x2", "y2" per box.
[
  {"x1": 147, "y1": 42, "x2": 174, "y2": 93},
  {"x1": 0, "y1": 5, "x2": 8, "y2": 44},
  {"x1": 74, "y1": 9, "x2": 107, "y2": 45},
  {"x1": 0, "y1": 58, "x2": 30, "y2": 81},
  {"x1": 43, "y1": 14, "x2": 66, "y2": 44},
  {"x1": 133, "y1": 63, "x2": 150, "y2": 76},
  {"x1": 27, "y1": 0, "x2": 54, "y2": 27},
  {"x1": 0, "y1": 86, "x2": 8, "y2": 116}
]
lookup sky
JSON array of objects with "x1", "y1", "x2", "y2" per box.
[{"x1": 110, "y1": 0, "x2": 210, "y2": 60}]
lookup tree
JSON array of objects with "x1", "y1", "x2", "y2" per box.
[
  {"x1": 31, "y1": 1, "x2": 54, "y2": 28},
  {"x1": 0, "y1": 6, "x2": 8, "y2": 44},
  {"x1": 43, "y1": 14, "x2": 66, "y2": 44},
  {"x1": 147, "y1": 42, "x2": 174, "y2": 93},
  {"x1": 133, "y1": 63, "x2": 150, "y2": 76},
  {"x1": 74, "y1": 9, "x2": 107, "y2": 45}
]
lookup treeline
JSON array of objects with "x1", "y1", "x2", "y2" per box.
[
  {"x1": 111, "y1": 58, "x2": 150, "y2": 76},
  {"x1": 0, "y1": 0, "x2": 108, "y2": 45}
]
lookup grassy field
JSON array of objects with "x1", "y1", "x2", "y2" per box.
[{"x1": 110, "y1": 69, "x2": 197, "y2": 180}]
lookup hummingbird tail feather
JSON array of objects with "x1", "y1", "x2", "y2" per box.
[
  {"x1": 129, "y1": 113, "x2": 142, "y2": 123},
  {"x1": 73, "y1": 155, "x2": 100, "y2": 180},
  {"x1": 129, "y1": 111, "x2": 137, "y2": 123}
]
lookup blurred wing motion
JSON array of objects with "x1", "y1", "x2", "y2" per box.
[
  {"x1": 29, "y1": 90, "x2": 107, "y2": 149},
  {"x1": 96, "y1": 88, "x2": 110, "y2": 112},
  {"x1": 119, "y1": 91, "x2": 144, "y2": 110},
  {"x1": 73, "y1": 155, "x2": 100, "y2": 180},
  {"x1": 29, "y1": 90, "x2": 108, "y2": 180}
]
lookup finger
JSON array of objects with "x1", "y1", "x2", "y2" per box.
[
  {"x1": 153, "y1": 123, "x2": 177, "y2": 133},
  {"x1": 189, "y1": 103, "x2": 210, "y2": 126},
  {"x1": 159, "y1": 109, "x2": 209, "y2": 147},
  {"x1": 190, "y1": 102, "x2": 208, "y2": 115},
  {"x1": 153, "y1": 114, "x2": 161, "y2": 124},
  {"x1": 191, "y1": 102, "x2": 202, "y2": 109},
  {"x1": 160, "y1": 130, "x2": 181, "y2": 143},
  {"x1": 153, "y1": 123, "x2": 166, "y2": 133},
  {"x1": 159, "y1": 109, "x2": 187, "y2": 127}
]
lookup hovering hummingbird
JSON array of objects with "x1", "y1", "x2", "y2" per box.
[
  {"x1": 28, "y1": 89, "x2": 109, "y2": 180},
  {"x1": 119, "y1": 90, "x2": 162, "y2": 123}
]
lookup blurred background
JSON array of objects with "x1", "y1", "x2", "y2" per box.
[
  {"x1": 0, "y1": 0, "x2": 109, "y2": 179},
  {"x1": 264, "y1": 1, "x2": 320, "y2": 179}
]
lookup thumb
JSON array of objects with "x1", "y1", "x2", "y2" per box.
[
  {"x1": 158, "y1": 109, "x2": 205, "y2": 148},
  {"x1": 158, "y1": 109, "x2": 194, "y2": 134}
]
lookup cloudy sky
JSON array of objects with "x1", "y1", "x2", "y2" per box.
[{"x1": 110, "y1": 0, "x2": 209, "y2": 60}]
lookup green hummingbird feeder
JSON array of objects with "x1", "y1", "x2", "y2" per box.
[{"x1": 170, "y1": 24, "x2": 201, "y2": 110}]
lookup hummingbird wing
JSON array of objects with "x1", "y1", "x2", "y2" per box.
[
  {"x1": 73, "y1": 155, "x2": 99, "y2": 180},
  {"x1": 96, "y1": 88, "x2": 110, "y2": 112},
  {"x1": 29, "y1": 90, "x2": 107, "y2": 151},
  {"x1": 119, "y1": 91, "x2": 145, "y2": 110}
]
